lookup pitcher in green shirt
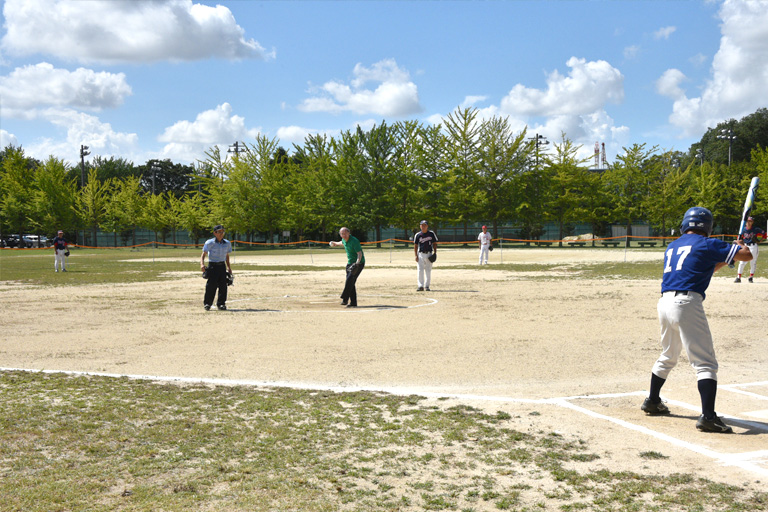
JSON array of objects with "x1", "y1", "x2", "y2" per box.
[{"x1": 329, "y1": 227, "x2": 365, "y2": 308}]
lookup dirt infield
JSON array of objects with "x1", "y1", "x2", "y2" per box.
[{"x1": 3, "y1": 247, "x2": 768, "y2": 487}]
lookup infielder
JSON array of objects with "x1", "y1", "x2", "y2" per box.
[
  {"x1": 478, "y1": 225, "x2": 492, "y2": 264},
  {"x1": 200, "y1": 224, "x2": 232, "y2": 311},
  {"x1": 734, "y1": 216, "x2": 765, "y2": 283},
  {"x1": 641, "y1": 207, "x2": 751, "y2": 433},
  {"x1": 414, "y1": 220, "x2": 437, "y2": 291},
  {"x1": 329, "y1": 227, "x2": 365, "y2": 308},
  {"x1": 51, "y1": 230, "x2": 68, "y2": 272}
]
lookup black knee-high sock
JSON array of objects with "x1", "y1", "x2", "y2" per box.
[
  {"x1": 649, "y1": 373, "x2": 666, "y2": 402},
  {"x1": 698, "y1": 379, "x2": 717, "y2": 419}
]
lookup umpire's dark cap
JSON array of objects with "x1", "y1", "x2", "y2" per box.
[
  {"x1": 420, "y1": 220, "x2": 428, "y2": 225},
  {"x1": 213, "y1": 224, "x2": 224, "y2": 232}
]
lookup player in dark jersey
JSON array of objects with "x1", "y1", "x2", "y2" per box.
[
  {"x1": 734, "y1": 216, "x2": 766, "y2": 283},
  {"x1": 413, "y1": 220, "x2": 438, "y2": 291},
  {"x1": 641, "y1": 207, "x2": 751, "y2": 433}
]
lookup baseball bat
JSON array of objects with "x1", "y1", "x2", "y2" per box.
[
  {"x1": 729, "y1": 176, "x2": 759, "y2": 267},
  {"x1": 737, "y1": 177, "x2": 760, "y2": 239}
]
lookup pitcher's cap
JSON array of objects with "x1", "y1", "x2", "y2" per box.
[{"x1": 420, "y1": 220, "x2": 428, "y2": 225}]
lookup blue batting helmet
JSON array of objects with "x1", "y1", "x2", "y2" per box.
[{"x1": 680, "y1": 207, "x2": 713, "y2": 236}]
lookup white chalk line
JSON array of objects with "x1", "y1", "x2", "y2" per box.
[{"x1": 3, "y1": 366, "x2": 767, "y2": 477}]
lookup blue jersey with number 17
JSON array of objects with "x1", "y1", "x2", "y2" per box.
[{"x1": 661, "y1": 233, "x2": 740, "y2": 300}]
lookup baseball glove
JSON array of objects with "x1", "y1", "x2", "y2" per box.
[
  {"x1": 428, "y1": 253, "x2": 437, "y2": 263},
  {"x1": 488, "y1": 246, "x2": 493, "y2": 252},
  {"x1": 226, "y1": 271, "x2": 234, "y2": 286},
  {"x1": 202, "y1": 267, "x2": 208, "y2": 279},
  {"x1": 64, "y1": 249, "x2": 70, "y2": 257}
]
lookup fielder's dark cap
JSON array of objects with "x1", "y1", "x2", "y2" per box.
[
  {"x1": 748, "y1": 216, "x2": 754, "y2": 221},
  {"x1": 213, "y1": 224, "x2": 224, "y2": 232},
  {"x1": 420, "y1": 220, "x2": 428, "y2": 225}
]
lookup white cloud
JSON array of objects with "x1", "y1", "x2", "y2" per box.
[
  {"x1": 461, "y1": 95, "x2": 488, "y2": 107},
  {"x1": 1, "y1": 130, "x2": 19, "y2": 148},
  {"x1": 500, "y1": 57, "x2": 624, "y2": 117},
  {"x1": 0, "y1": 0, "x2": 271, "y2": 64},
  {"x1": 0, "y1": 63, "x2": 131, "y2": 117},
  {"x1": 298, "y1": 59, "x2": 422, "y2": 117},
  {"x1": 656, "y1": 69, "x2": 687, "y2": 99},
  {"x1": 653, "y1": 26, "x2": 677, "y2": 40},
  {"x1": 689, "y1": 53, "x2": 708, "y2": 67},
  {"x1": 623, "y1": 45, "x2": 641, "y2": 60},
  {"x1": 664, "y1": 0, "x2": 768, "y2": 136},
  {"x1": 21, "y1": 109, "x2": 140, "y2": 163},
  {"x1": 158, "y1": 103, "x2": 260, "y2": 162}
]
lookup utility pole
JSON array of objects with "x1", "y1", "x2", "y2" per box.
[{"x1": 228, "y1": 141, "x2": 248, "y2": 157}]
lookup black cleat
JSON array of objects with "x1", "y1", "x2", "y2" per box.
[
  {"x1": 748, "y1": 277, "x2": 753, "y2": 283},
  {"x1": 417, "y1": 287, "x2": 424, "y2": 291},
  {"x1": 734, "y1": 277, "x2": 741, "y2": 283},
  {"x1": 696, "y1": 414, "x2": 732, "y2": 433},
  {"x1": 204, "y1": 304, "x2": 211, "y2": 311},
  {"x1": 217, "y1": 304, "x2": 227, "y2": 311},
  {"x1": 641, "y1": 397, "x2": 670, "y2": 415}
]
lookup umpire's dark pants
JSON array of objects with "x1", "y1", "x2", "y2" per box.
[
  {"x1": 204, "y1": 262, "x2": 228, "y2": 307},
  {"x1": 341, "y1": 262, "x2": 364, "y2": 306}
]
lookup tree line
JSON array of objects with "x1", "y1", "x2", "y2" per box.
[{"x1": 2, "y1": 107, "x2": 767, "y2": 247}]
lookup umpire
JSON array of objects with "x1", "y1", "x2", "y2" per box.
[{"x1": 200, "y1": 224, "x2": 232, "y2": 311}]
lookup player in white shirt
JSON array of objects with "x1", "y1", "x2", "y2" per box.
[{"x1": 477, "y1": 225, "x2": 492, "y2": 264}]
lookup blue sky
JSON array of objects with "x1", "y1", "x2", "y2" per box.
[{"x1": 1, "y1": 0, "x2": 767, "y2": 168}]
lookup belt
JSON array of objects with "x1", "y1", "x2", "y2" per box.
[
  {"x1": 662, "y1": 290, "x2": 697, "y2": 297},
  {"x1": 419, "y1": 250, "x2": 433, "y2": 253},
  {"x1": 209, "y1": 261, "x2": 226, "y2": 266}
]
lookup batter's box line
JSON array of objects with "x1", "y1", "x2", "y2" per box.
[
  {"x1": 553, "y1": 396, "x2": 768, "y2": 478},
  {"x1": 719, "y1": 381, "x2": 768, "y2": 401}
]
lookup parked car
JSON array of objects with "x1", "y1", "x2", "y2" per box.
[
  {"x1": 23, "y1": 235, "x2": 40, "y2": 248},
  {"x1": 5, "y1": 234, "x2": 22, "y2": 248},
  {"x1": 39, "y1": 235, "x2": 49, "y2": 247}
]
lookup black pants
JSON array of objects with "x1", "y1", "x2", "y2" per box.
[
  {"x1": 204, "y1": 263, "x2": 228, "y2": 307},
  {"x1": 341, "y1": 262, "x2": 364, "y2": 306}
]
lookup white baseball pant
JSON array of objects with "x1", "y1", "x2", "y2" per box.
[
  {"x1": 54, "y1": 249, "x2": 67, "y2": 271},
  {"x1": 737, "y1": 244, "x2": 758, "y2": 275},
  {"x1": 653, "y1": 291, "x2": 718, "y2": 382},
  {"x1": 479, "y1": 246, "x2": 489, "y2": 264},
  {"x1": 417, "y1": 252, "x2": 433, "y2": 288}
]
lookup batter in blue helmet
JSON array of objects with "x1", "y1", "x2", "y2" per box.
[{"x1": 641, "y1": 207, "x2": 752, "y2": 433}]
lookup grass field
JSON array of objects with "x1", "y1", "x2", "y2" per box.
[{"x1": 1, "y1": 246, "x2": 767, "y2": 511}]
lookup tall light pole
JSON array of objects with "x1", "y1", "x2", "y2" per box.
[
  {"x1": 79, "y1": 144, "x2": 90, "y2": 188},
  {"x1": 717, "y1": 128, "x2": 736, "y2": 167},
  {"x1": 150, "y1": 161, "x2": 161, "y2": 195}
]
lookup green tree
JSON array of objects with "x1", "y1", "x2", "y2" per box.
[
  {"x1": 30, "y1": 156, "x2": 79, "y2": 237},
  {"x1": 77, "y1": 169, "x2": 112, "y2": 247},
  {"x1": 357, "y1": 122, "x2": 399, "y2": 245},
  {"x1": 544, "y1": 135, "x2": 593, "y2": 245},
  {"x1": 476, "y1": 117, "x2": 529, "y2": 238},
  {"x1": 602, "y1": 143, "x2": 657, "y2": 246},
  {"x1": 644, "y1": 152, "x2": 690, "y2": 244},
  {"x1": 178, "y1": 191, "x2": 211, "y2": 246},
  {"x1": 0, "y1": 146, "x2": 37, "y2": 237},
  {"x1": 443, "y1": 107, "x2": 482, "y2": 240}
]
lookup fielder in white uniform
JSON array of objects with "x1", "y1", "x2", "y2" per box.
[
  {"x1": 477, "y1": 225, "x2": 492, "y2": 264},
  {"x1": 641, "y1": 207, "x2": 751, "y2": 433}
]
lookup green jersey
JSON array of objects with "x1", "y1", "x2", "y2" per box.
[{"x1": 342, "y1": 236, "x2": 365, "y2": 265}]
